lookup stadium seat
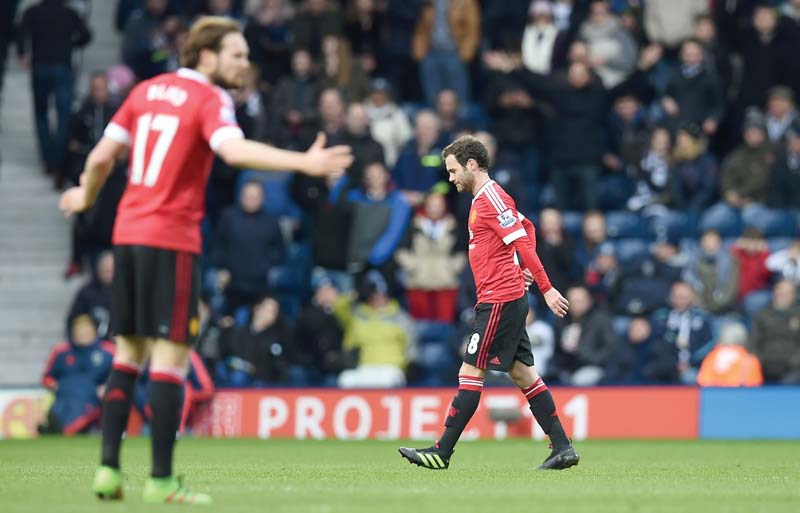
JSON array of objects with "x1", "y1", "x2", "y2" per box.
[
  {"x1": 606, "y1": 211, "x2": 647, "y2": 239},
  {"x1": 768, "y1": 237, "x2": 795, "y2": 252},
  {"x1": 742, "y1": 208, "x2": 796, "y2": 237},
  {"x1": 612, "y1": 238, "x2": 649, "y2": 264},
  {"x1": 612, "y1": 316, "x2": 631, "y2": 339},
  {"x1": 561, "y1": 211, "x2": 583, "y2": 237},
  {"x1": 647, "y1": 210, "x2": 698, "y2": 240},
  {"x1": 699, "y1": 204, "x2": 743, "y2": 237},
  {"x1": 416, "y1": 321, "x2": 454, "y2": 345}
]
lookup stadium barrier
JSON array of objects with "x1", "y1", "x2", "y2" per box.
[{"x1": 2, "y1": 387, "x2": 798, "y2": 440}]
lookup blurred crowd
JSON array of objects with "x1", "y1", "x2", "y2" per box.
[{"x1": 6, "y1": 0, "x2": 800, "y2": 429}]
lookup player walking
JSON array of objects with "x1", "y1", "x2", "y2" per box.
[
  {"x1": 59, "y1": 17, "x2": 353, "y2": 504},
  {"x1": 399, "y1": 135, "x2": 579, "y2": 470}
]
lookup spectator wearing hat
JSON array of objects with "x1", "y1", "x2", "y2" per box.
[
  {"x1": 650, "y1": 281, "x2": 714, "y2": 384},
  {"x1": 669, "y1": 123, "x2": 718, "y2": 213},
  {"x1": 335, "y1": 270, "x2": 418, "y2": 388},
  {"x1": 521, "y1": 1, "x2": 568, "y2": 75},
  {"x1": 686, "y1": 229, "x2": 740, "y2": 315},
  {"x1": 769, "y1": 120, "x2": 800, "y2": 208},
  {"x1": 765, "y1": 86, "x2": 797, "y2": 144},
  {"x1": 412, "y1": 0, "x2": 480, "y2": 107},
  {"x1": 750, "y1": 280, "x2": 800, "y2": 383},
  {"x1": 660, "y1": 38, "x2": 724, "y2": 136},
  {"x1": 719, "y1": 108, "x2": 774, "y2": 208},
  {"x1": 365, "y1": 78, "x2": 413, "y2": 168},
  {"x1": 293, "y1": 275, "x2": 347, "y2": 385},
  {"x1": 697, "y1": 321, "x2": 763, "y2": 387},
  {"x1": 396, "y1": 186, "x2": 466, "y2": 322},
  {"x1": 730, "y1": 227, "x2": 772, "y2": 315}
]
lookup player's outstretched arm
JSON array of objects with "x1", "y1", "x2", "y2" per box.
[
  {"x1": 216, "y1": 132, "x2": 353, "y2": 177},
  {"x1": 59, "y1": 136, "x2": 126, "y2": 216}
]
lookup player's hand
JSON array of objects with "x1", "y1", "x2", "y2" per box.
[
  {"x1": 59, "y1": 186, "x2": 92, "y2": 216},
  {"x1": 304, "y1": 132, "x2": 354, "y2": 177},
  {"x1": 544, "y1": 288, "x2": 569, "y2": 318},
  {"x1": 522, "y1": 269, "x2": 534, "y2": 290}
]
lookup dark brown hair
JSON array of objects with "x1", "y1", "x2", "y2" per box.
[
  {"x1": 180, "y1": 16, "x2": 242, "y2": 69},
  {"x1": 442, "y1": 135, "x2": 489, "y2": 171}
]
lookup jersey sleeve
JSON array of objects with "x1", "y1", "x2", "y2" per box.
[
  {"x1": 477, "y1": 187, "x2": 527, "y2": 245},
  {"x1": 200, "y1": 88, "x2": 244, "y2": 152},
  {"x1": 103, "y1": 91, "x2": 137, "y2": 145}
]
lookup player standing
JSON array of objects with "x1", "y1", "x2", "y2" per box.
[
  {"x1": 59, "y1": 17, "x2": 353, "y2": 504},
  {"x1": 399, "y1": 135, "x2": 579, "y2": 470}
]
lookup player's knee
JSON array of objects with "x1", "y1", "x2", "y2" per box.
[
  {"x1": 509, "y1": 362, "x2": 539, "y2": 386},
  {"x1": 150, "y1": 338, "x2": 191, "y2": 370},
  {"x1": 459, "y1": 362, "x2": 485, "y2": 379},
  {"x1": 114, "y1": 335, "x2": 150, "y2": 366}
]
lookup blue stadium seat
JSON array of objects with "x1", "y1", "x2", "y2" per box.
[
  {"x1": 612, "y1": 239, "x2": 649, "y2": 264},
  {"x1": 606, "y1": 211, "x2": 647, "y2": 239},
  {"x1": 647, "y1": 210, "x2": 698, "y2": 240},
  {"x1": 416, "y1": 321, "x2": 454, "y2": 345},
  {"x1": 561, "y1": 211, "x2": 583, "y2": 237},
  {"x1": 742, "y1": 208, "x2": 796, "y2": 237},
  {"x1": 236, "y1": 170, "x2": 302, "y2": 220},
  {"x1": 768, "y1": 237, "x2": 795, "y2": 252},
  {"x1": 699, "y1": 204, "x2": 743, "y2": 237},
  {"x1": 612, "y1": 316, "x2": 631, "y2": 339}
]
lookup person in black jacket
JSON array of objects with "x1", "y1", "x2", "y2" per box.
[
  {"x1": 66, "y1": 251, "x2": 114, "y2": 339},
  {"x1": 217, "y1": 296, "x2": 295, "y2": 386},
  {"x1": 485, "y1": 53, "x2": 609, "y2": 211},
  {"x1": 212, "y1": 180, "x2": 286, "y2": 312},
  {"x1": 331, "y1": 102, "x2": 385, "y2": 186},
  {"x1": 16, "y1": 0, "x2": 92, "y2": 186},
  {"x1": 293, "y1": 275, "x2": 347, "y2": 384},
  {"x1": 66, "y1": 72, "x2": 117, "y2": 185},
  {"x1": 769, "y1": 121, "x2": 800, "y2": 208},
  {"x1": 603, "y1": 316, "x2": 679, "y2": 384}
]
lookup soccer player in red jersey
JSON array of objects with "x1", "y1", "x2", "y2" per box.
[
  {"x1": 59, "y1": 17, "x2": 353, "y2": 504},
  {"x1": 399, "y1": 135, "x2": 579, "y2": 471}
]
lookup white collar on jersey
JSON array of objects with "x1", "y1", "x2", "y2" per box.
[
  {"x1": 177, "y1": 68, "x2": 210, "y2": 84},
  {"x1": 472, "y1": 179, "x2": 495, "y2": 203}
]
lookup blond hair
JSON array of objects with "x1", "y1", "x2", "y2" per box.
[{"x1": 180, "y1": 16, "x2": 242, "y2": 69}]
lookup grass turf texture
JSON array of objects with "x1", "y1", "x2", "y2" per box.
[{"x1": 1, "y1": 437, "x2": 798, "y2": 513}]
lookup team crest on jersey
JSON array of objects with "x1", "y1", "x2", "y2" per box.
[
  {"x1": 470, "y1": 209, "x2": 477, "y2": 225},
  {"x1": 497, "y1": 209, "x2": 517, "y2": 228}
]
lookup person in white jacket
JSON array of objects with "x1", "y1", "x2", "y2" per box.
[{"x1": 365, "y1": 78, "x2": 413, "y2": 168}]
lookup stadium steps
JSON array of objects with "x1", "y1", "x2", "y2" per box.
[{"x1": 0, "y1": 1, "x2": 119, "y2": 386}]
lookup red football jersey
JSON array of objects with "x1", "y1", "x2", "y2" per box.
[
  {"x1": 468, "y1": 180, "x2": 528, "y2": 303},
  {"x1": 103, "y1": 68, "x2": 244, "y2": 254}
]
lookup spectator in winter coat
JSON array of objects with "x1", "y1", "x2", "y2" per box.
[
  {"x1": 750, "y1": 280, "x2": 800, "y2": 383},
  {"x1": 574, "y1": 210, "x2": 607, "y2": 271},
  {"x1": 335, "y1": 270, "x2": 418, "y2": 388},
  {"x1": 242, "y1": 0, "x2": 293, "y2": 85},
  {"x1": 293, "y1": 276, "x2": 347, "y2": 384},
  {"x1": 333, "y1": 102, "x2": 385, "y2": 186},
  {"x1": 212, "y1": 181, "x2": 286, "y2": 312},
  {"x1": 730, "y1": 227, "x2": 772, "y2": 314},
  {"x1": 392, "y1": 110, "x2": 444, "y2": 206},
  {"x1": 365, "y1": 78, "x2": 413, "y2": 168},
  {"x1": 217, "y1": 296, "x2": 295, "y2": 386},
  {"x1": 346, "y1": 162, "x2": 412, "y2": 274},
  {"x1": 644, "y1": 0, "x2": 708, "y2": 50},
  {"x1": 535, "y1": 208, "x2": 577, "y2": 293},
  {"x1": 290, "y1": 0, "x2": 343, "y2": 59},
  {"x1": 604, "y1": 316, "x2": 680, "y2": 384},
  {"x1": 552, "y1": 286, "x2": 617, "y2": 386},
  {"x1": 396, "y1": 187, "x2": 466, "y2": 322},
  {"x1": 769, "y1": 121, "x2": 800, "y2": 208},
  {"x1": 766, "y1": 240, "x2": 800, "y2": 285},
  {"x1": 687, "y1": 229, "x2": 740, "y2": 315},
  {"x1": 66, "y1": 72, "x2": 116, "y2": 185},
  {"x1": 521, "y1": 1, "x2": 568, "y2": 75},
  {"x1": 669, "y1": 124, "x2": 718, "y2": 213},
  {"x1": 66, "y1": 251, "x2": 113, "y2": 340},
  {"x1": 579, "y1": 0, "x2": 638, "y2": 89},
  {"x1": 39, "y1": 314, "x2": 113, "y2": 435},
  {"x1": 661, "y1": 39, "x2": 723, "y2": 136},
  {"x1": 268, "y1": 49, "x2": 319, "y2": 149},
  {"x1": 765, "y1": 86, "x2": 797, "y2": 145},
  {"x1": 650, "y1": 281, "x2": 715, "y2": 384},
  {"x1": 627, "y1": 127, "x2": 671, "y2": 213},
  {"x1": 719, "y1": 109, "x2": 774, "y2": 207},
  {"x1": 697, "y1": 322, "x2": 763, "y2": 387}
]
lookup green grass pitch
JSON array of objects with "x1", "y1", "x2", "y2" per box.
[{"x1": 1, "y1": 437, "x2": 798, "y2": 513}]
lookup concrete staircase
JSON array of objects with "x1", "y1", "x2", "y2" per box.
[{"x1": 0, "y1": 0, "x2": 120, "y2": 385}]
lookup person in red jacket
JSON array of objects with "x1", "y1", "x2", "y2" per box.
[{"x1": 730, "y1": 227, "x2": 772, "y2": 315}]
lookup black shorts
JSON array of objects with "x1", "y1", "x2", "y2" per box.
[
  {"x1": 463, "y1": 294, "x2": 534, "y2": 371},
  {"x1": 111, "y1": 245, "x2": 201, "y2": 344}
]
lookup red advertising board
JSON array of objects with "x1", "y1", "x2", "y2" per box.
[{"x1": 189, "y1": 387, "x2": 699, "y2": 440}]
